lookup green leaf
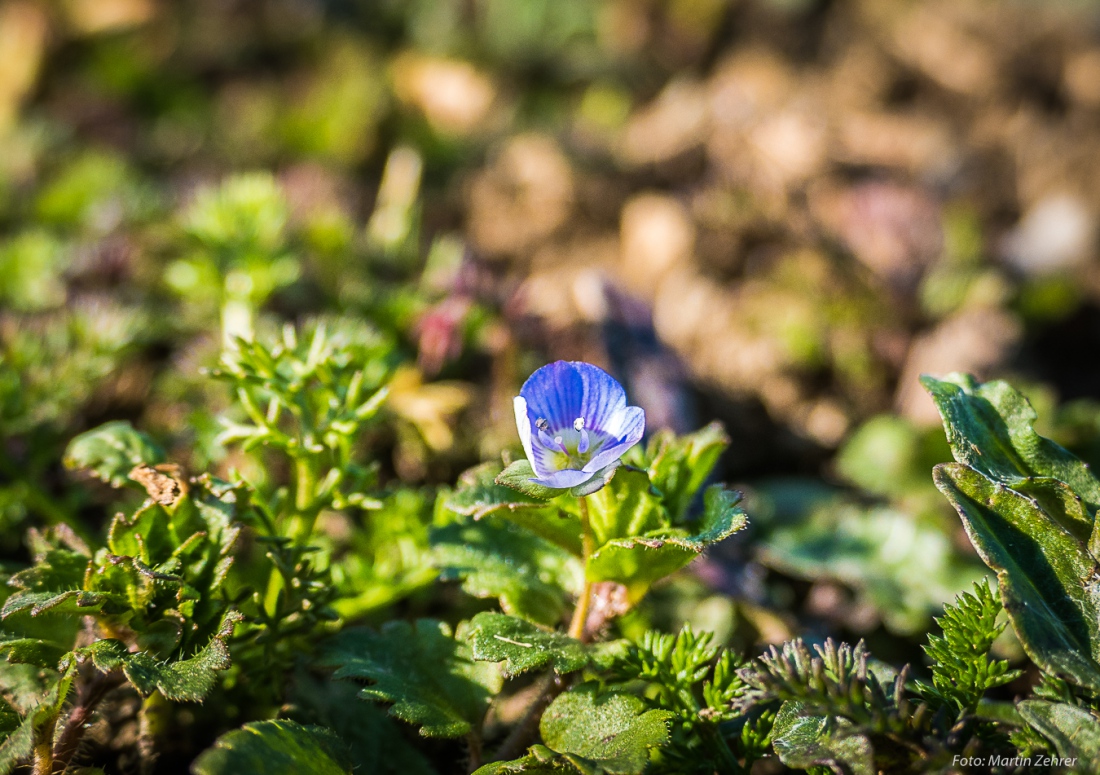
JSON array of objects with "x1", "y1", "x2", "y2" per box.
[
  {"x1": 921, "y1": 580, "x2": 1020, "y2": 711},
  {"x1": 320, "y1": 619, "x2": 502, "y2": 738},
  {"x1": 448, "y1": 462, "x2": 551, "y2": 517},
  {"x1": 192, "y1": 720, "x2": 350, "y2": 775},
  {"x1": 933, "y1": 463, "x2": 1100, "y2": 690},
  {"x1": 642, "y1": 422, "x2": 728, "y2": 521},
  {"x1": 64, "y1": 421, "x2": 165, "y2": 488},
  {"x1": 432, "y1": 521, "x2": 582, "y2": 626},
  {"x1": 287, "y1": 672, "x2": 438, "y2": 775},
  {"x1": 923, "y1": 374, "x2": 1100, "y2": 541},
  {"x1": 1017, "y1": 700, "x2": 1100, "y2": 770},
  {"x1": 586, "y1": 487, "x2": 747, "y2": 602},
  {"x1": 770, "y1": 700, "x2": 874, "y2": 775},
  {"x1": 80, "y1": 610, "x2": 242, "y2": 701},
  {"x1": 445, "y1": 463, "x2": 582, "y2": 555},
  {"x1": 0, "y1": 708, "x2": 37, "y2": 775},
  {"x1": 465, "y1": 613, "x2": 589, "y2": 677},
  {"x1": 496, "y1": 460, "x2": 560, "y2": 501},
  {"x1": 479, "y1": 683, "x2": 673, "y2": 775}
]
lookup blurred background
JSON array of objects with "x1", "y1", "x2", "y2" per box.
[{"x1": 4, "y1": 0, "x2": 1100, "y2": 682}]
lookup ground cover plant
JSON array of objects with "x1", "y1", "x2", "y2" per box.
[{"x1": 5, "y1": 0, "x2": 1100, "y2": 773}]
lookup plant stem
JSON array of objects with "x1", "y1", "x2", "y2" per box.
[
  {"x1": 32, "y1": 715, "x2": 56, "y2": 775},
  {"x1": 51, "y1": 670, "x2": 123, "y2": 774},
  {"x1": 491, "y1": 674, "x2": 565, "y2": 764},
  {"x1": 568, "y1": 496, "x2": 594, "y2": 642}
]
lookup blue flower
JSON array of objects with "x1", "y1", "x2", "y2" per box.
[{"x1": 513, "y1": 361, "x2": 645, "y2": 490}]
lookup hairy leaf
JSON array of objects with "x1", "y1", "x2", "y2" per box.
[
  {"x1": 933, "y1": 463, "x2": 1100, "y2": 690},
  {"x1": 465, "y1": 613, "x2": 589, "y2": 677},
  {"x1": 432, "y1": 521, "x2": 582, "y2": 625},
  {"x1": 79, "y1": 610, "x2": 242, "y2": 701},
  {"x1": 771, "y1": 701, "x2": 874, "y2": 775},
  {"x1": 64, "y1": 421, "x2": 166, "y2": 488},
  {"x1": 320, "y1": 619, "x2": 502, "y2": 738},
  {"x1": 480, "y1": 683, "x2": 673, "y2": 775},
  {"x1": 192, "y1": 720, "x2": 350, "y2": 775},
  {"x1": 496, "y1": 461, "x2": 560, "y2": 501},
  {"x1": 923, "y1": 374, "x2": 1100, "y2": 541},
  {"x1": 1017, "y1": 700, "x2": 1100, "y2": 770}
]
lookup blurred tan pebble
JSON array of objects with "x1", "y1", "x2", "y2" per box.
[
  {"x1": 891, "y1": 3, "x2": 998, "y2": 96},
  {"x1": 619, "y1": 78, "x2": 709, "y2": 166},
  {"x1": 393, "y1": 53, "x2": 496, "y2": 136},
  {"x1": 619, "y1": 193, "x2": 695, "y2": 294},
  {"x1": 63, "y1": 0, "x2": 154, "y2": 35},
  {"x1": 467, "y1": 134, "x2": 574, "y2": 259},
  {"x1": 896, "y1": 308, "x2": 1022, "y2": 425},
  {"x1": 1065, "y1": 50, "x2": 1100, "y2": 108},
  {"x1": 0, "y1": 1, "x2": 47, "y2": 131},
  {"x1": 834, "y1": 111, "x2": 955, "y2": 174}
]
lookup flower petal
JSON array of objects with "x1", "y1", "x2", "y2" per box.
[
  {"x1": 519, "y1": 361, "x2": 585, "y2": 433},
  {"x1": 581, "y1": 406, "x2": 645, "y2": 473},
  {"x1": 530, "y1": 468, "x2": 594, "y2": 489},
  {"x1": 513, "y1": 396, "x2": 536, "y2": 467},
  {"x1": 574, "y1": 362, "x2": 627, "y2": 434}
]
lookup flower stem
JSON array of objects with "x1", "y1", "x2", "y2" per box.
[{"x1": 568, "y1": 496, "x2": 594, "y2": 642}]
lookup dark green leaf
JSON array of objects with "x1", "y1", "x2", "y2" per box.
[
  {"x1": 933, "y1": 463, "x2": 1100, "y2": 690},
  {"x1": 64, "y1": 421, "x2": 165, "y2": 488},
  {"x1": 1017, "y1": 700, "x2": 1100, "y2": 770},
  {"x1": 465, "y1": 613, "x2": 589, "y2": 677},
  {"x1": 287, "y1": 672, "x2": 437, "y2": 775},
  {"x1": 923, "y1": 374, "x2": 1100, "y2": 540},
  {"x1": 770, "y1": 700, "x2": 874, "y2": 775},
  {"x1": 432, "y1": 521, "x2": 581, "y2": 626},
  {"x1": 320, "y1": 619, "x2": 502, "y2": 738},
  {"x1": 192, "y1": 720, "x2": 350, "y2": 775}
]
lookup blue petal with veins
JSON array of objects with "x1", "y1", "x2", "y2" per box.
[{"x1": 513, "y1": 361, "x2": 645, "y2": 491}]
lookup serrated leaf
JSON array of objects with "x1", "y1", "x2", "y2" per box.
[
  {"x1": 64, "y1": 421, "x2": 165, "y2": 488},
  {"x1": 80, "y1": 610, "x2": 241, "y2": 701},
  {"x1": 192, "y1": 720, "x2": 350, "y2": 775},
  {"x1": 447, "y1": 463, "x2": 550, "y2": 517},
  {"x1": 432, "y1": 521, "x2": 582, "y2": 626},
  {"x1": 320, "y1": 619, "x2": 502, "y2": 738},
  {"x1": 586, "y1": 487, "x2": 747, "y2": 602},
  {"x1": 0, "y1": 708, "x2": 37, "y2": 775},
  {"x1": 496, "y1": 461, "x2": 560, "y2": 501},
  {"x1": 923, "y1": 374, "x2": 1100, "y2": 541},
  {"x1": 287, "y1": 672, "x2": 438, "y2": 775},
  {"x1": 933, "y1": 463, "x2": 1100, "y2": 690},
  {"x1": 465, "y1": 613, "x2": 589, "y2": 677},
  {"x1": 1, "y1": 590, "x2": 106, "y2": 619},
  {"x1": 445, "y1": 463, "x2": 583, "y2": 555},
  {"x1": 770, "y1": 700, "x2": 874, "y2": 775},
  {"x1": 1017, "y1": 700, "x2": 1100, "y2": 770},
  {"x1": 478, "y1": 683, "x2": 673, "y2": 775}
]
